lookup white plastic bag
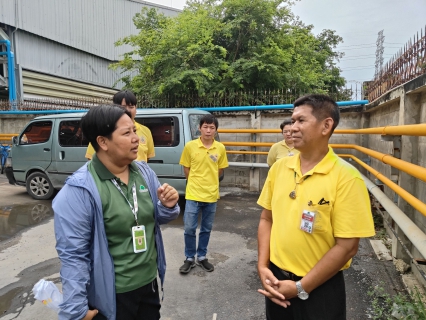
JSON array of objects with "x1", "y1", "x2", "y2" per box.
[{"x1": 32, "y1": 279, "x2": 63, "y2": 313}]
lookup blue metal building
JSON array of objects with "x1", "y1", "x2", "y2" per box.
[{"x1": 0, "y1": 0, "x2": 180, "y2": 101}]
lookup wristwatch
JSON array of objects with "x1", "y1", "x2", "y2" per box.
[{"x1": 295, "y1": 281, "x2": 309, "y2": 300}]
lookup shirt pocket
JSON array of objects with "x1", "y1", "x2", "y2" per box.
[{"x1": 310, "y1": 204, "x2": 332, "y2": 234}]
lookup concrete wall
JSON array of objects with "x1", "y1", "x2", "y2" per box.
[
  {"x1": 214, "y1": 108, "x2": 366, "y2": 191},
  {"x1": 0, "y1": 114, "x2": 35, "y2": 142}
]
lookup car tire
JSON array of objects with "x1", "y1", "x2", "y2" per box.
[{"x1": 26, "y1": 172, "x2": 55, "y2": 200}]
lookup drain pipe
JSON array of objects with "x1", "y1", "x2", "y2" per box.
[
  {"x1": 0, "y1": 110, "x2": 87, "y2": 115},
  {"x1": 0, "y1": 39, "x2": 17, "y2": 103},
  {"x1": 198, "y1": 100, "x2": 369, "y2": 112},
  {"x1": 0, "y1": 100, "x2": 369, "y2": 115},
  {"x1": 361, "y1": 173, "x2": 426, "y2": 260}
]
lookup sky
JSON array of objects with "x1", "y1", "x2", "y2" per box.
[{"x1": 144, "y1": 0, "x2": 425, "y2": 99}]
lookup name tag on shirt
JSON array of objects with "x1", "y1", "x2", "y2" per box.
[
  {"x1": 132, "y1": 225, "x2": 147, "y2": 253},
  {"x1": 300, "y1": 210, "x2": 316, "y2": 234}
]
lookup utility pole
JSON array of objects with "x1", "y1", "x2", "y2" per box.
[{"x1": 374, "y1": 30, "x2": 385, "y2": 79}]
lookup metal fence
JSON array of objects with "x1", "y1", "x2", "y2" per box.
[
  {"x1": 365, "y1": 26, "x2": 426, "y2": 102},
  {"x1": 0, "y1": 88, "x2": 352, "y2": 111},
  {"x1": 135, "y1": 88, "x2": 352, "y2": 108}
]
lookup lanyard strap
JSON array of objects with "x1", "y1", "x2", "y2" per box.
[{"x1": 111, "y1": 179, "x2": 139, "y2": 226}]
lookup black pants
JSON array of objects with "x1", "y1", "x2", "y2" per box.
[
  {"x1": 94, "y1": 279, "x2": 161, "y2": 320},
  {"x1": 266, "y1": 262, "x2": 346, "y2": 320}
]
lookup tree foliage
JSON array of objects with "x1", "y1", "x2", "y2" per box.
[{"x1": 111, "y1": 0, "x2": 347, "y2": 101}]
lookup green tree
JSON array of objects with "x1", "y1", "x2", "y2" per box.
[{"x1": 111, "y1": 0, "x2": 347, "y2": 103}]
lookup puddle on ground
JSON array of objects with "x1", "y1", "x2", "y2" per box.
[
  {"x1": 0, "y1": 287, "x2": 23, "y2": 315},
  {"x1": 0, "y1": 202, "x2": 53, "y2": 242}
]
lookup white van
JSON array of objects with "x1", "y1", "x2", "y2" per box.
[{"x1": 5, "y1": 109, "x2": 212, "y2": 200}]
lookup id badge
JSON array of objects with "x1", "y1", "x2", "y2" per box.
[
  {"x1": 300, "y1": 210, "x2": 316, "y2": 234},
  {"x1": 132, "y1": 226, "x2": 147, "y2": 253}
]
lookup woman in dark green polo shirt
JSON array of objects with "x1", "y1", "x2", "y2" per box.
[{"x1": 53, "y1": 105, "x2": 180, "y2": 320}]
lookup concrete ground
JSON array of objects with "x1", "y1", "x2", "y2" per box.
[{"x1": 0, "y1": 173, "x2": 413, "y2": 320}]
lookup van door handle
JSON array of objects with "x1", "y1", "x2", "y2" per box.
[
  {"x1": 43, "y1": 148, "x2": 50, "y2": 151},
  {"x1": 59, "y1": 151, "x2": 65, "y2": 160},
  {"x1": 148, "y1": 160, "x2": 163, "y2": 163}
]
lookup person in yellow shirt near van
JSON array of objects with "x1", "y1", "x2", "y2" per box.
[
  {"x1": 178, "y1": 114, "x2": 229, "y2": 274},
  {"x1": 267, "y1": 119, "x2": 299, "y2": 167},
  {"x1": 85, "y1": 90, "x2": 155, "y2": 162},
  {"x1": 257, "y1": 94, "x2": 375, "y2": 320}
]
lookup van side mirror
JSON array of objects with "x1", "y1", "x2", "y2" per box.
[{"x1": 12, "y1": 136, "x2": 18, "y2": 145}]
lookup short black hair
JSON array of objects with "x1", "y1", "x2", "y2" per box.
[
  {"x1": 112, "y1": 90, "x2": 137, "y2": 106},
  {"x1": 280, "y1": 119, "x2": 292, "y2": 131},
  {"x1": 199, "y1": 114, "x2": 218, "y2": 129},
  {"x1": 81, "y1": 104, "x2": 132, "y2": 152},
  {"x1": 293, "y1": 94, "x2": 340, "y2": 133}
]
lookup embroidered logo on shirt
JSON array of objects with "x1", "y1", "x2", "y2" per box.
[
  {"x1": 318, "y1": 197, "x2": 329, "y2": 205},
  {"x1": 139, "y1": 185, "x2": 148, "y2": 193},
  {"x1": 140, "y1": 136, "x2": 146, "y2": 144}
]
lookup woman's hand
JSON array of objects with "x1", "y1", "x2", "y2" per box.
[
  {"x1": 157, "y1": 183, "x2": 179, "y2": 208},
  {"x1": 82, "y1": 309, "x2": 99, "y2": 320}
]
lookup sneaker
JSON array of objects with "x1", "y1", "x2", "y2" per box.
[
  {"x1": 196, "y1": 258, "x2": 214, "y2": 272},
  {"x1": 179, "y1": 259, "x2": 195, "y2": 274}
]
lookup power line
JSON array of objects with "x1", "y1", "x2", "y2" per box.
[
  {"x1": 337, "y1": 42, "x2": 403, "y2": 48},
  {"x1": 339, "y1": 56, "x2": 392, "y2": 61},
  {"x1": 342, "y1": 67, "x2": 376, "y2": 71},
  {"x1": 341, "y1": 53, "x2": 392, "y2": 58}
]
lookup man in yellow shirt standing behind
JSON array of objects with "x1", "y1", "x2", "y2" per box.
[
  {"x1": 85, "y1": 90, "x2": 155, "y2": 162},
  {"x1": 178, "y1": 114, "x2": 228, "y2": 274},
  {"x1": 267, "y1": 119, "x2": 299, "y2": 167}
]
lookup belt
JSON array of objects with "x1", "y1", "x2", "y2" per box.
[{"x1": 279, "y1": 269, "x2": 303, "y2": 281}]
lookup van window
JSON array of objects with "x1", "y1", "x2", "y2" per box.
[
  {"x1": 58, "y1": 120, "x2": 88, "y2": 147},
  {"x1": 136, "y1": 117, "x2": 179, "y2": 147},
  {"x1": 20, "y1": 121, "x2": 52, "y2": 145},
  {"x1": 189, "y1": 115, "x2": 203, "y2": 139}
]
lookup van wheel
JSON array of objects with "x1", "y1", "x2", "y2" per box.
[{"x1": 26, "y1": 172, "x2": 55, "y2": 200}]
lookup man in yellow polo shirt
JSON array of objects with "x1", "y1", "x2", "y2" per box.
[
  {"x1": 85, "y1": 90, "x2": 155, "y2": 162},
  {"x1": 257, "y1": 94, "x2": 375, "y2": 320},
  {"x1": 267, "y1": 119, "x2": 299, "y2": 167},
  {"x1": 178, "y1": 114, "x2": 228, "y2": 274}
]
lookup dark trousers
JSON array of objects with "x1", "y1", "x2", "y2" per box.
[
  {"x1": 266, "y1": 262, "x2": 346, "y2": 320},
  {"x1": 94, "y1": 278, "x2": 160, "y2": 320}
]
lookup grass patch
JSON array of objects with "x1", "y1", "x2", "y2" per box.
[{"x1": 368, "y1": 285, "x2": 426, "y2": 319}]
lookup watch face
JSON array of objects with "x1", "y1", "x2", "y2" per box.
[{"x1": 298, "y1": 291, "x2": 309, "y2": 300}]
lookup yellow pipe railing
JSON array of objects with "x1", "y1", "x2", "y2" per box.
[
  {"x1": 222, "y1": 142, "x2": 273, "y2": 147},
  {"x1": 332, "y1": 144, "x2": 426, "y2": 184},
  {"x1": 0, "y1": 134, "x2": 16, "y2": 142},
  {"x1": 226, "y1": 150, "x2": 268, "y2": 155},
  {"x1": 218, "y1": 123, "x2": 426, "y2": 136},
  {"x1": 340, "y1": 154, "x2": 426, "y2": 217},
  {"x1": 221, "y1": 141, "x2": 426, "y2": 184}
]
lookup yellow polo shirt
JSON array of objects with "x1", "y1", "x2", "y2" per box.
[
  {"x1": 180, "y1": 138, "x2": 229, "y2": 203},
  {"x1": 267, "y1": 140, "x2": 299, "y2": 167},
  {"x1": 258, "y1": 147, "x2": 375, "y2": 276},
  {"x1": 85, "y1": 122, "x2": 155, "y2": 162}
]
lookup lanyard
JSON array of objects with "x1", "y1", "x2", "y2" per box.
[{"x1": 111, "y1": 179, "x2": 139, "y2": 226}]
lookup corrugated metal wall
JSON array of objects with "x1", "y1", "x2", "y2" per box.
[
  {"x1": 15, "y1": 30, "x2": 125, "y2": 89},
  {"x1": 22, "y1": 69, "x2": 117, "y2": 99},
  {"x1": 0, "y1": 0, "x2": 180, "y2": 61}
]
